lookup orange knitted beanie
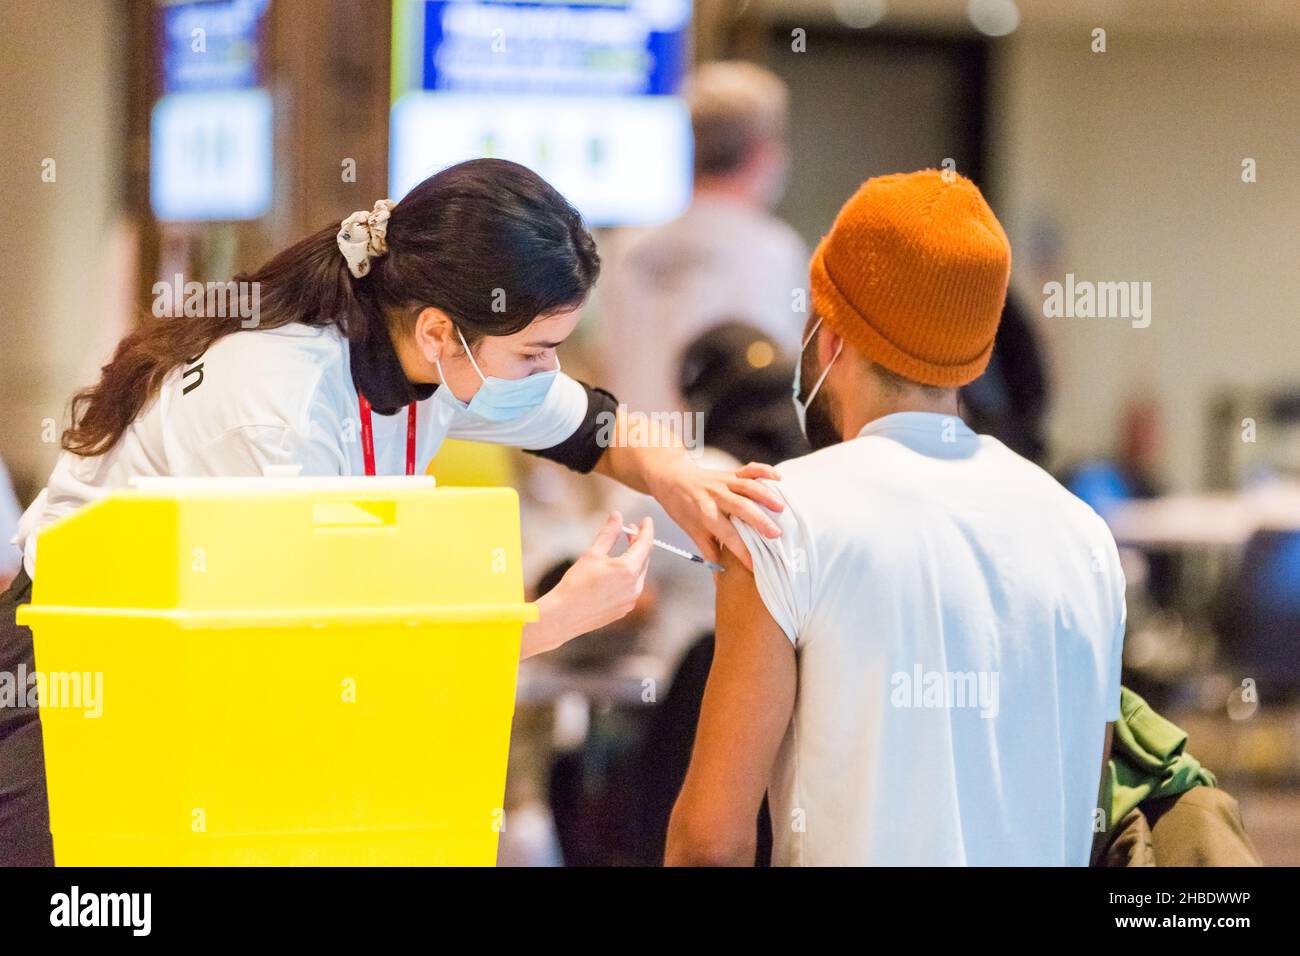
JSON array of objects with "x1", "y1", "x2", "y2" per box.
[{"x1": 809, "y1": 169, "x2": 1011, "y2": 388}]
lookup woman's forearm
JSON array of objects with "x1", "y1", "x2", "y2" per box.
[
  {"x1": 520, "y1": 590, "x2": 567, "y2": 660},
  {"x1": 593, "y1": 407, "x2": 686, "y2": 495}
]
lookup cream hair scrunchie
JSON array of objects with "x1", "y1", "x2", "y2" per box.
[{"x1": 336, "y1": 199, "x2": 395, "y2": 279}]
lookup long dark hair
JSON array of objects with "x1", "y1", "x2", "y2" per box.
[{"x1": 63, "y1": 158, "x2": 600, "y2": 456}]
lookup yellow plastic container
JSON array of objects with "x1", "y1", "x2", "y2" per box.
[
  {"x1": 426, "y1": 437, "x2": 517, "y2": 488},
  {"x1": 17, "y1": 477, "x2": 536, "y2": 866}
]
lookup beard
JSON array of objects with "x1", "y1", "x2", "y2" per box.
[
  {"x1": 799, "y1": 341, "x2": 842, "y2": 452},
  {"x1": 803, "y1": 388, "x2": 841, "y2": 451}
]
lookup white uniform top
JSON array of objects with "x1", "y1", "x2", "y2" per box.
[
  {"x1": 732, "y1": 412, "x2": 1126, "y2": 867},
  {"x1": 15, "y1": 322, "x2": 599, "y2": 579}
]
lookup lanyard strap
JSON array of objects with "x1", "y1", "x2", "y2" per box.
[{"x1": 358, "y1": 394, "x2": 417, "y2": 477}]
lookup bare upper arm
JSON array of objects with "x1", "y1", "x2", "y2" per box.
[{"x1": 664, "y1": 546, "x2": 797, "y2": 865}]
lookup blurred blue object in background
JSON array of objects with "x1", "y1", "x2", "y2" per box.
[
  {"x1": 1066, "y1": 459, "x2": 1135, "y2": 520},
  {"x1": 1220, "y1": 529, "x2": 1300, "y2": 691}
]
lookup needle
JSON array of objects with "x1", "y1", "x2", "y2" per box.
[{"x1": 622, "y1": 524, "x2": 725, "y2": 573}]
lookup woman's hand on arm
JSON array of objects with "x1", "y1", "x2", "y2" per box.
[
  {"x1": 644, "y1": 459, "x2": 784, "y2": 573},
  {"x1": 592, "y1": 408, "x2": 784, "y2": 571},
  {"x1": 520, "y1": 512, "x2": 654, "y2": 660}
]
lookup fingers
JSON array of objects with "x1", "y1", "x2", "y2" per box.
[
  {"x1": 624, "y1": 515, "x2": 655, "y2": 590},
  {"x1": 690, "y1": 530, "x2": 721, "y2": 567},
  {"x1": 587, "y1": 511, "x2": 623, "y2": 557},
  {"x1": 712, "y1": 519, "x2": 753, "y2": 572},
  {"x1": 736, "y1": 462, "x2": 781, "y2": 481},
  {"x1": 620, "y1": 516, "x2": 654, "y2": 571},
  {"x1": 725, "y1": 476, "x2": 785, "y2": 513},
  {"x1": 717, "y1": 491, "x2": 782, "y2": 538}
]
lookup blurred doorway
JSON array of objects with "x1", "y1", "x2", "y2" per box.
[{"x1": 765, "y1": 25, "x2": 989, "y2": 247}]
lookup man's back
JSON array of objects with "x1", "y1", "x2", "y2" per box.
[{"x1": 737, "y1": 412, "x2": 1125, "y2": 865}]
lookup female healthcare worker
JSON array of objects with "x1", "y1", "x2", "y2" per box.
[{"x1": 0, "y1": 158, "x2": 785, "y2": 865}]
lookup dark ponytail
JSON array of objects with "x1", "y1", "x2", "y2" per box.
[{"x1": 62, "y1": 158, "x2": 600, "y2": 456}]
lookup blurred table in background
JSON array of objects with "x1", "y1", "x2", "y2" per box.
[{"x1": 1107, "y1": 485, "x2": 1300, "y2": 549}]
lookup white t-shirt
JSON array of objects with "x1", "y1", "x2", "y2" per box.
[
  {"x1": 595, "y1": 194, "x2": 809, "y2": 415},
  {"x1": 732, "y1": 412, "x2": 1126, "y2": 867},
  {"x1": 15, "y1": 323, "x2": 597, "y2": 578}
]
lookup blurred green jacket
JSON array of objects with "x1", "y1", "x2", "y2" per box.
[
  {"x1": 1092, "y1": 686, "x2": 1260, "y2": 866},
  {"x1": 1106, "y1": 686, "x2": 1217, "y2": 830}
]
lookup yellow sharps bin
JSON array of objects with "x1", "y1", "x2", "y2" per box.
[{"x1": 16, "y1": 476, "x2": 536, "y2": 866}]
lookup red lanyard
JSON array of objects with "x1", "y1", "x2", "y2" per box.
[{"x1": 358, "y1": 394, "x2": 417, "y2": 477}]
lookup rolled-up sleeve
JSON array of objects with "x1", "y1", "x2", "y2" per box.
[
  {"x1": 729, "y1": 482, "x2": 816, "y2": 647},
  {"x1": 521, "y1": 381, "x2": 619, "y2": 474},
  {"x1": 447, "y1": 373, "x2": 619, "y2": 475}
]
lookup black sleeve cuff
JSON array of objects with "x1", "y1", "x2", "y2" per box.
[{"x1": 523, "y1": 382, "x2": 619, "y2": 474}]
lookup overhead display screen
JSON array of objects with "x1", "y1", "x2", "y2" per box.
[
  {"x1": 390, "y1": 0, "x2": 693, "y2": 227},
  {"x1": 150, "y1": 0, "x2": 274, "y2": 222}
]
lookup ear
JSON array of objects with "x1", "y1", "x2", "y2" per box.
[
  {"x1": 410, "y1": 307, "x2": 455, "y2": 362},
  {"x1": 818, "y1": 324, "x2": 843, "y2": 366}
]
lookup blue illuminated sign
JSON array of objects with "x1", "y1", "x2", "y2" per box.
[
  {"x1": 421, "y1": 0, "x2": 690, "y2": 96},
  {"x1": 153, "y1": 0, "x2": 274, "y2": 221},
  {"x1": 162, "y1": 0, "x2": 269, "y2": 94}
]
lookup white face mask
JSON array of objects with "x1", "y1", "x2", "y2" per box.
[
  {"x1": 791, "y1": 316, "x2": 842, "y2": 440},
  {"x1": 437, "y1": 326, "x2": 561, "y2": 423}
]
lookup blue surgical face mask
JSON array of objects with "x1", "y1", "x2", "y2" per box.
[
  {"x1": 436, "y1": 326, "x2": 561, "y2": 423},
  {"x1": 791, "y1": 316, "x2": 842, "y2": 440}
]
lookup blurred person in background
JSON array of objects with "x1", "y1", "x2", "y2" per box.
[
  {"x1": 595, "y1": 322, "x2": 807, "y2": 674},
  {"x1": 0, "y1": 459, "x2": 22, "y2": 592},
  {"x1": 666, "y1": 170, "x2": 1125, "y2": 866},
  {"x1": 959, "y1": 293, "x2": 1051, "y2": 465},
  {"x1": 1064, "y1": 396, "x2": 1182, "y2": 614},
  {"x1": 677, "y1": 321, "x2": 810, "y2": 467},
  {"x1": 595, "y1": 60, "x2": 809, "y2": 416}
]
